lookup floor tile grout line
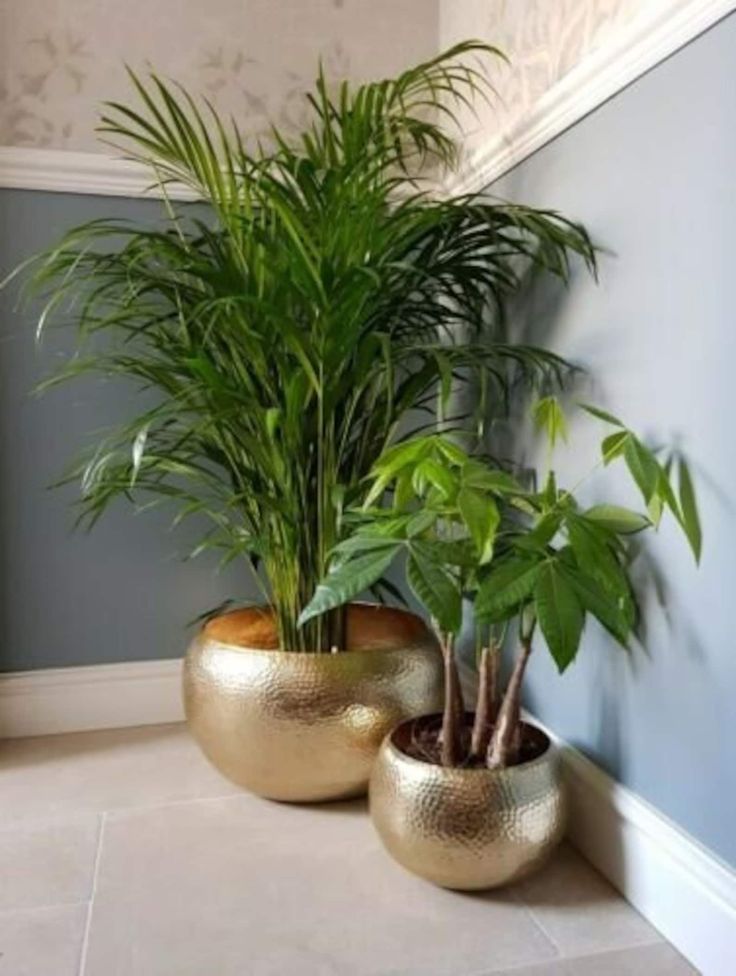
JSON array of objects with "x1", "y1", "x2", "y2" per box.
[
  {"x1": 77, "y1": 811, "x2": 106, "y2": 976},
  {"x1": 89, "y1": 783, "x2": 362, "y2": 821},
  {"x1": 517, "y1": 899, "x2": 564, "y2": 959},
  {"x1": 511, "y1": 846, "x2": 663, "y2": 960},
  {"x1": 0, "y1": 813, "x2": 101, "y2": 834},
  {"x1": 0, "y1": 899, "x2": 91, "y2": 918},
  {"x1": 518, "y1": 895, "x2": 664, "y2": 961},
  {"x1": 0, "y1": 789, "x2": 248, "y2": 832},
  {"x1": 557, "y1": 942, "x2": 684, "y2": 967},
  {"x1": 97, "y1": 789, "x2": 250, "y2": 819},
  {"x1": 509, "y1": 894, "x2": 565, "y2": 963},
  {"x1": 473, "y1": 940, "x2": 695, "y2": 976}
]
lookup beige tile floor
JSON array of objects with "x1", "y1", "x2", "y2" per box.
[{"x1": 0, "y1": 723, "x2": 696, "y2": 976}]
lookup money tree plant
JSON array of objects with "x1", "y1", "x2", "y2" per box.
[{"x1": 299, "y1": 401, "x2": 701, "y2": 768}]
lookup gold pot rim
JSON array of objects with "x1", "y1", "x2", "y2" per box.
[
  {"x1": 384, "y1": 714, "x2": 554, "y2": 776},
  {"x1": 200, "y1": 602, "x2": 434, "y2": 658},
  {"x1": 184, "y1": 602, "x2": 444, "y2": 802}
]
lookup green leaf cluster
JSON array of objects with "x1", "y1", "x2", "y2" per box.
[
  {"x1": 581, "y1": 404, "x2": 702, "y2": 561},
  {"x1": 8, "y1": 43, "x2": 598, "y2": 650},
  {"x1": 299, "y1": 434, "x2": 521, "y2": 633},
  {"x1": 302, "y1": 402, "x2": 701, "y2": 673}
]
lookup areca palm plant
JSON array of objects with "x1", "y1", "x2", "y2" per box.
[{"x1": 14, "y1": 41, "x2": 596, "y2": 651}]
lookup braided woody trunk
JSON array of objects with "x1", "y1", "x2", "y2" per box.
[
  {"x1": 440, "y1": 635, "x2": 463, "y2": 767},
  {"x1": 470, "y1": 644, "x2": 500, "y2": 760},
  {"x1": 486, "y1": 638, "x2": 533, "y2": 769}
]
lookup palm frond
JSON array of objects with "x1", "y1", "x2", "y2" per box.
[{"x1": 15, "y1": 41, "x2": 597, "y2": 650}]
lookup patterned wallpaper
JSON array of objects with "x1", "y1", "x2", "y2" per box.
[
  {"x1": 0, "y1": 0, "x2": 437, "y2": 152},
  {"x1": 440, "y1": 0, "x2": 660, "y2": 150},
  {"x1": 1, "y1": 0, "x2": 665, "y2": 156}
]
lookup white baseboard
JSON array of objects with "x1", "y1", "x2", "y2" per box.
[
  {"x1": 0, "y1": 658, "x2": 183, "y2": 738},
  {"x1": 534, "y1": 716, "x2": 736, "y2": 976},
  {"x1": 3, "y1": 658, "x2": 735, "y2": 975},
  {"x1": 456, "y1": 660, "x2": 735, "y2": 975}
]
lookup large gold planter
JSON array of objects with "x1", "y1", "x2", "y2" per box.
[
  {"x1": 183, "y1": 604, "x2": 443, "y2": 803},
  {"x1": 369, "y1": 718, "x2": 565, "y2": 889}
]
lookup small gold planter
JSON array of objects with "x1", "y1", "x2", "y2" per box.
[
  {"x1": 183, "y1": 604, "x2": 443, "y2": 803},
  {"x1": 369, "y1": 717, "x2": 565, "y2": 889}
]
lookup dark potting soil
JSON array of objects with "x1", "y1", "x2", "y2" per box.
[{"x1": 393, "y1": 713, "x2": 550, "y2": 770}]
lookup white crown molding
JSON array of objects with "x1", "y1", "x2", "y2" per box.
[
  {"x1": 445, "y1": 0, "x2": 736, "y2": 196},
  {"x1": 1, "y1": 1, "x2": 733, "y2": 200},
  {"x1": 0, "y1": 146, "x2": 195, "y2": 200},
  {"x1": 3, "y1": 656, "x2": 735, "y2": 974}
]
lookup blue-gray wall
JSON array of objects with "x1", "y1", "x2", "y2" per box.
[
  {"x1": 492, "y1": 14, "x2": 736, "y2": 867},
  {"x1": 0, "y1": 192, "x2": 253, "y2": 672}
]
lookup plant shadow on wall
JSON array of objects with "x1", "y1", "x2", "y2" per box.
[
  {"x1": 501, "y1": 231, "x2": 709, "y2": 715},
  {"x1": 479, "y1": 215, "x2": 709, "y2": 893},
  {"x1": 3, "y1": 41, "x2": 614, "y2": 803}
]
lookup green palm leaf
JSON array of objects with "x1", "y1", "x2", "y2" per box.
[{"x1": 12, "y1": 41, "x2": 597, "y2": 650}]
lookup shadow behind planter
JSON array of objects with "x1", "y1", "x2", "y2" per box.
[
  {"x1": 183, "y1": 604, "x2": 444, "y2": 803},
  {"x1": 369, "y1": 716, "x2": 566, "y2": 889}
]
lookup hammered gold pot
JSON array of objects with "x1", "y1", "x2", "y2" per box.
[
  {"x1": 369, "y1": 717, "x2": 565, "y2": 889},
  {"x1": 183, "y1": 604, "x2": 443, "y2": 803}
]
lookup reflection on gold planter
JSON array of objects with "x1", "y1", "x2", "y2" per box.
[
  {"x1": 183, "y1": 604, "x2": 443, "y2": 803},
  {"x1": 369, "y1": 718, "x2": 565, "y2": 890}
]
